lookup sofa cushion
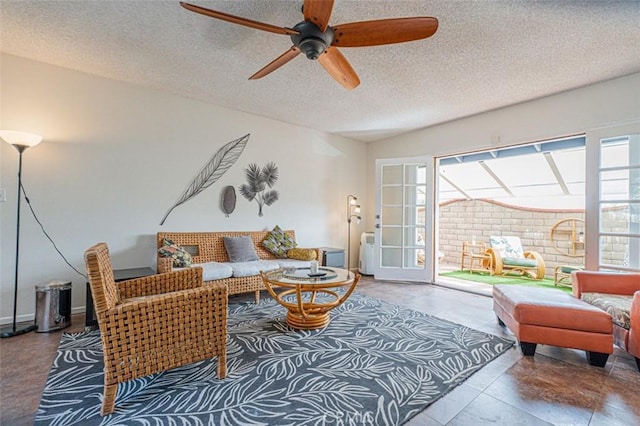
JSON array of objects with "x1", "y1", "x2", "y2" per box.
[
  {"x1": 262, "y1": 225, "x2": 297, "y2": 258},
  {"x1": 490, "y1": 236, "x2": 524, "y2": 258},
  {"x1": 503, "y1": 257, "x2": 538, "y2": 268},
  {"x1": 287, "y1": 248, "x2": 317, "y2": 261},
  {"x1": 581, "y1": 292, "x2": 632, "y2": 330},
  {"x1": 223, "y1": 236, "x2": 259, "y2": 262},
  {"x1": 230, "y1": 260, "x2": 280, "y2": 278},
  {"x1": 196, "y1": 262, "x2": 234, "y2": 281},
  {"x1": 158, "y1": 238, "x2": 192, "y2": 267}
]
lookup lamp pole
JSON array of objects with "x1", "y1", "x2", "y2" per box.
[
  {"x1": 3, "y1": 145, "x2": 37, "y2": 337},
  {"x1": 1, "y1": 131, "x2": 42, "y2": 338},
  {"x1": 346, "y1": 195, "x2": 361, "y2": 272}
]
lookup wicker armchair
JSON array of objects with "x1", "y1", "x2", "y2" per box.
[{"x1": 84, "y1": 243, "x2": 228, "y2": 416}]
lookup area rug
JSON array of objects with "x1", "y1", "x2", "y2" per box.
[
  {"x1": 36, "y1": 292, "x2": 513, "y2": 425},
  {"x1": 440, "y1": 270, "x2": 571, "y2": 293}
]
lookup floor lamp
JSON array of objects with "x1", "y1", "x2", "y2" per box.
[
  {"x1": 0, "y1": 130, "x2": 43, "y2": 338},
  {"x1": 346, "y1": 195, "x2": 361, "y2": 272}
]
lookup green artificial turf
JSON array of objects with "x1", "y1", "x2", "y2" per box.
[{"x1": 439, "y1": 270, "x2": 572, "y2": 293}]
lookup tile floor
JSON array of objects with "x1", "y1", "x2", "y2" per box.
[{"x1": 0, "y1": 276, "x2": 638, "y2": 425}]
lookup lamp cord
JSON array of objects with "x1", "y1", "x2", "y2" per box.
[{"x1": 20, "y1": 182, "x2": 88, "y2": 280}]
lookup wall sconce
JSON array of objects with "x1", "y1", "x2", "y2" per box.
[
  {"x1": 346, "y1": 194, "x2": 362, "y2": 271},
  {"x1": 0, "y1": 130, "x2": 43, "y2": 338}
]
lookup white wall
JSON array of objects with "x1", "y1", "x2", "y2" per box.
[
  {"x1": 365, "y1": 73, "x2": 640, "y2": 227},
  {"x1": 0, "y1": 54, "x2": 367, "y2": 323}
]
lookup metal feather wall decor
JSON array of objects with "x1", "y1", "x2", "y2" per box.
[
  {"x1": 239, "y1": 162, "x2": 279, "y2": 217},
  {"x1": 220, "y1": 185, "x2": 236, "y2": 217},
  {"x1": 160, "y1": 134, "x2": 249, "y2": 225}
]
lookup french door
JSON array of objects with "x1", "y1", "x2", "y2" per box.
[
  {"x1": 585, "y1": 122, "x2": 640, "y2": 272},
  {"x1": 374, "y1": 156, "x2": 434, "y2": 281}
]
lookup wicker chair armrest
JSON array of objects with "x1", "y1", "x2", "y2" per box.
[
  {"x1": 485, "y1": 247, "x2": 503, "y2": 275},
  {"x1": 523, "y1": 250, "x2": 546, "y2": 279},
  {"x1": 99, "y1": 283, "x2": 228, "y2": 382},
  {"x1": 118, "y1": 267, "x2": 203, "y2": 299},
  {"x1": 157, "y1": 257, "x2": 173, "y2": 274},
  {"x1": 523, "y1": 250, "x2": 544, "y2": 264},
  {"x1": 315, "y1": 248, "x2": 324, "y2": 263}
]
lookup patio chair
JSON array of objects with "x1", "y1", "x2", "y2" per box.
[
  {"x1": 485, "y1": 236, "x2": 546, "y2": 280},
  {"x1": 84, "y1": 242, "x2": 228, "y2": 415}
]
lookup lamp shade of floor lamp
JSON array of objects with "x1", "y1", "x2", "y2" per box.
[
  {"x1": 346, "y1": 194, "x2": 361, "y2": 272},
  {"x1": 0, "y1": 130, "x2": 43, "y2": 338}
]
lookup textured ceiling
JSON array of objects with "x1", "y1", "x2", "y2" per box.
[{"x1": 1, "y1": 1, "x2": 640, "y2": 142}]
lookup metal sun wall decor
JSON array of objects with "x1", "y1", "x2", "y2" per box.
[
  {"x1": 239, "y1": 162, "x2": 279, "y2": 217},
  {"x1": 160, "y1": 134, "x2": 249, "y2": 225}
]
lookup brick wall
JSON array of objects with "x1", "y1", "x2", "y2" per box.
[{"x1": 439, "y1": 199, "x2": 586, "y2": 277}]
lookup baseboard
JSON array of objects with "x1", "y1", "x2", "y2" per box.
[{"x1": 0, "y1": 306, "x2": 86, "y2": 326}]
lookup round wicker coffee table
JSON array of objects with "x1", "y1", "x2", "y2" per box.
[{"x1": 260, "y1": 267, "x2": 360, "y2": 330}]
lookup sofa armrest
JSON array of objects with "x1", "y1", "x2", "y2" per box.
[
  {"x1": 118, "y1": 267, "x2": 203, "y2": 299},
  {"x1": 572, "y1": 271, "x2": 640, "y2": 298},
  {"x1": 157, "y1": 256, "x2": 173, "y2": 274},
  {"x1": 631, "y1": 291, "x2": 640, "y2": 330}
]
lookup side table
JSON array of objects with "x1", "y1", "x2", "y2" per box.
[
  {"x1": 319, "y1": 247, "x2": 345, "y2": 268},
  {"x1": 85, "y1": 266, "x2": 155, "y2": 330},
  {"x1": 460, "y1": 241, "x2": 491, "y2": 274}
]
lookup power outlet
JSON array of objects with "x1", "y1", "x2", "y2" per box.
[{"x1": 0, "y1": 188, "x2": 6, "y2": 202}]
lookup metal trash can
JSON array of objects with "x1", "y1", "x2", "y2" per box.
[{"x1": 35, "y1": 280, "x2": 72, "y2": 332}]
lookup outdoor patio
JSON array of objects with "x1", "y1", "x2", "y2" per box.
[
  {"x1": 436, "y1": 261, "x2": 571, "y2": 297},
  {"x1": 436, "y1": 263, "x2": 571, "y2": 296}
]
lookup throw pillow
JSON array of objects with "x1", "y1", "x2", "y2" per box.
[
  {"x1": 262, "y1": 225, "x2": 297, "y2": 258},
  {"x1": 224, "y1": 236, "x2": 259, "y2": 262},
  {"x1": 158, "y1": 238, "x2": 192, "y2": 267},
  {"x1": 287, "y1": 248, "x2": 317, "y2": 261}
]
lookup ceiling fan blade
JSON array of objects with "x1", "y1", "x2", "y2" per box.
[
  {"x1": 303, "y1": 0, "x2": 335, "y2": 32},
  {"x1": 317, "y1": 47, "x2": 360, "y2": 90},
  {"x1": 249, "y1": 47, "x2": 301, "y2": 80},
  {"x1": 332, "y1": 17, "x2": 438, "y2": 47},
  {"x1": 180, "y1": 2, "x2": 299, "y2": 36}
]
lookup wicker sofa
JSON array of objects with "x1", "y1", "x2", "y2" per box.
[{"x1": 157, "y1": 230, "x2": 322, "y2": 303}]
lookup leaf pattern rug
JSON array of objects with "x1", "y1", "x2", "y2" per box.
[{"x1": 36, "y1": 292, "x2": 513, "y2": 425}]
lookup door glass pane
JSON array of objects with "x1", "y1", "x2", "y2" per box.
[
  {"x1": 381, "y1": 248, "x2": 401, "y2": 267},
  {"x1": 404, "y1": 164, "x2": 426, "y2": 184},
  {"x1": 403, "y1": 248, "x2": 425, "y2": 268},
  {"x1": 381, "y1": 227, "x2": 402, "y2": 246},
  {"x1": 600, "y1": 203, "x2": 638, "y2": 233},
  {"x1": 404, "y1": 227, "x2": 425, "y2": 247},
  {"x1": 406, "y1": 207, "x2": 425, "y2": 225},
  {"x1": 382, "y1": 186, "x2": 403, "y2": 205},
  {"x1": 599, "y1": 235, "x2": 639, "y2": 269},
  {"x1": 382, "y1": 206, "x2": 403, "y2": 226},
  {"x1": 382, "y1": 165, "x2": 403, "y2": 184},
  {"x1": 405, "y1": 185, "x2": 426, "y2": 205},
  {"x1": 601, "y1": 138, "x2": 639, "y2": 168},
  {"x1": 600, "y1": 169, "x2": 630, "y2": 200}
]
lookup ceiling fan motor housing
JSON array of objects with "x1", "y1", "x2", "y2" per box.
[{"x1": 291, "y1": 21, "x2": 335, "y2": 60}]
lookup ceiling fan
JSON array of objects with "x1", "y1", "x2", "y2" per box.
[{"x1": 180, "y1": 0, "x2": 438, "y2": 90}]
